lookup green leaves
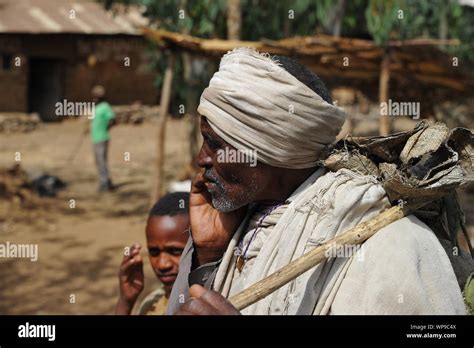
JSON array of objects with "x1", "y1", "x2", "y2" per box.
[
  {"x1": 98, "y1": 0, "x2": 474, "y2": 94},
  {"x1": 366, "y1": 0, "x2": 405, "y2": 46}
]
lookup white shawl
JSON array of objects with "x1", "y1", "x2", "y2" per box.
[
  {"x1": 213, "y1": 168, "x2": 390, "y2": 314},
  {"x1": 212, "y1": 168, "x2": 466, "y2": 314}
]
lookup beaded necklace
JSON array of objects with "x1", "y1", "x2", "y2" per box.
[{"x1": 236, "y1": 202, "x2": 284, "y2": 272}]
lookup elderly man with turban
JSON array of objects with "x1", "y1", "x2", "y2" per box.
[{"x1": 167, "y1": 48, "x2": 466, "y2": 315}]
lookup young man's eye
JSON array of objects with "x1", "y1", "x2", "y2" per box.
[
  {"x1": 149, "y1": 249, "x2": 160, "y2": 256},
  {"x1": 168, "y1": 248, "x2": 183, "y2": 256}
]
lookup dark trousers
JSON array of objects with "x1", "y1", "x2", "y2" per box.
[{"x1": 94, "y1": 140, "x2": 112, "y2": 189}]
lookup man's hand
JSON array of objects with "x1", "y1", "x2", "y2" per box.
[
  {"x1": 174, "y1": 285, "x2": 240, "y2": 315},
  {"x1": 115, "y1": 243, "x2": 144, "y2": 315},
  {"x1": 190, "y1": 171, "x2": 247, "y2": 266}
]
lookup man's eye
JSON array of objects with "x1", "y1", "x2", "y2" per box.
[
  {"x1": 204, "y1": 135, "x2": 220, "y2": 149},
  {"x1": 169, "y1": 248, "x2": 183, "y2": 256},
  {"x1": 149, "y1": 249, "x2": 160, "y2": 256},
  {"x1": 208, "y1": 140, "x2": 220, "y2": 149}
]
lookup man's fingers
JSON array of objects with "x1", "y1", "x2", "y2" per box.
[
  {"x1": 127, "y1": 255, "x2": 143, "y2": 268},
  {"x1": 199, "y1": 289, "x2": 240, "y2": 315},
  {"x1": 190, "y1": 171, "x2": 213, "y2": 206},
  {"x1": 130, "y1": 244, "x2": 141, "y2": 255},
  {"x1": 120, "y1": 255, "x2": 143, "y2": 273},
  {"x1": 175, "y1": 298, "x2": 219, "y2": 315},
  {"x1": 191, "y1": 171, "x2": 206, "y2": 194},
  {"x1": 133, "y1": 254, "x2": 143, "y2": 265},
  {"x1": 189, "y1": 284, "x2": 207, "y2": 298},
  {"x1": 122, "y1": 243, "x2": 141, "y2": 262},
  {"x1": 188, "y1": 285, "x2": 240, "y2": 315}
]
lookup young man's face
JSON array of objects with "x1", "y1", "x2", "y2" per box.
[{"x1": 146, "y1": 214, "x2": 189, "y2": 297}]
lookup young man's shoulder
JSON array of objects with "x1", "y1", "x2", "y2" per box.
[{"x1": 137, "y1": 287, "x2": 167, "y2": 315}]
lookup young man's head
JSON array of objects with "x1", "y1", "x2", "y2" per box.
[{"x1": 146, "y1": 192, "x2": 190, "y2": 297}]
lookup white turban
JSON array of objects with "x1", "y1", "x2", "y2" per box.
[{"x1": 197, "y1": 48, "x2": 346, "y2": 169}]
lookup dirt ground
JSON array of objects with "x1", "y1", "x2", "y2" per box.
[
  {"x1": 0, "y1": 117, "x2": 472, "y2": 314},
  {"x1": 0, "y1": 118, "x2": 191, "y2": 314}
]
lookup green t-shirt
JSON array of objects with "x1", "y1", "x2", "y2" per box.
[{"x1": 91, "y1": 101, "x2": 115, "y2": 144}]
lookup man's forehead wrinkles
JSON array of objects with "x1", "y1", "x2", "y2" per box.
[{"x1": 203, "y1": 123, "x2": 226, "y2": 143}]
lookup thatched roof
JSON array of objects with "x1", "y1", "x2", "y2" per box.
[{"x1": 144, "y1": 29, "x2": 474, "y2": 106}]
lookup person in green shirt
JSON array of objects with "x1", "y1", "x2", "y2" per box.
[{"x1": 90, "y1": 85, "x2": 115, "y2": 192}]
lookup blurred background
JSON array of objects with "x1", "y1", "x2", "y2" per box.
[{"x1": 0, "y1": 0, "x2": 473, "y2": 314}]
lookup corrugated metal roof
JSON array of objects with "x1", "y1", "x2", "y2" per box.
[
  {"x1": 0, "y1": 0, "x2": 147, "y2": 35},
  {"x1": 459, "y1": 0, "x2": 474, "y2": 7}
]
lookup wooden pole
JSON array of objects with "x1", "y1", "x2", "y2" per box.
[
  {"x1": 150, "y1": 53, "x2": 175, "y2": 206},
  {"x1": 227, "y1": 0, "x2": 241, "y2": 40},
  {"x1": 182, "y1": 52, "x2": 200, "y2": 170},
  {"x1": 379, "y1": 52, "x2": 391, "y2": 136},
  {"x1": 229, "y1": 202, "x2": 423, "y2": 310},
  {"x1": 179, "y1": 0, "x2": 199, "y2": 172}
]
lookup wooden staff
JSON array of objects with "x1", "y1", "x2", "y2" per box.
[{"x1": 229, "y1": 202, "x2": 424, "y2": 310}]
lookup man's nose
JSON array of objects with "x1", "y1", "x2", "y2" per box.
[
  {"x1": 196, "y1": 145, "x2": 213, "y2": 168},
  {"x1": 157, "y1": 254, "x2": 173, "y2": 271}
]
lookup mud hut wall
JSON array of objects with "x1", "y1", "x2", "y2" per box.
[{"x1": 0, "y1": 34, "x2": 158, "y2": 114}]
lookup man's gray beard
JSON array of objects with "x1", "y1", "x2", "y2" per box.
[
  {"x1": 209, "y1": 183, "x2": 251, "y2": 213},
  {"x1": 208, "y1": 174, "x2": 258, "y2": 213},
  {"x1": 211, "y1": 194, "x2": 242, "y2": 213}
]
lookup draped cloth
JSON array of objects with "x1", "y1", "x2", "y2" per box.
[
  {"x1": 197, "y1": 48, "x2": 346, "y2": 169},
  {"x1": 212, "y1": 168, "x2": 466, "y2": 315}
]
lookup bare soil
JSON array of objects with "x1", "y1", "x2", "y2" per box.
[{"x1": 0, "y1": 118, "x2": 191, "y2": 314}]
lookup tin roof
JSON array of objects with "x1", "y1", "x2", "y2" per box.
[{"x1": 0, "y1": 0, "x2": 147, "y2": 35}]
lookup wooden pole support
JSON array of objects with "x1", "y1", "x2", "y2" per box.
[
  {"x1": 150, "y1": 53, "x2": 175, "y2": 206},
  {"x1": 379, "y1": 52, "x2": 391, "y2": 136},
  {"x1": 229, "y1": 203, "x2": 420, "y2": 311}
]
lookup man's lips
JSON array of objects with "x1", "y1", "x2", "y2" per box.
[
  {"x1": 205, "y1": 181, "x2": 216, "y2": 189},
  {"x1": 203, "y1": 174, "x2": 215, "y2": 183},
  {"x1": 203, "y1": 173, "x2": 218, "y2": 190},
  {"x1": 158, "y1": 274, "x2": 177, "y2": 284}
]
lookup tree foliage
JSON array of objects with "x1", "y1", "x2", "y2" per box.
[{"x1": 98, "y1": 0, "x2": 474, "y2": 107}]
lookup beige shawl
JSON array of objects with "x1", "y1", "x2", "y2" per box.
[{"x1": 212, "y1": 168, "x2": 466, "y2": 315}]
